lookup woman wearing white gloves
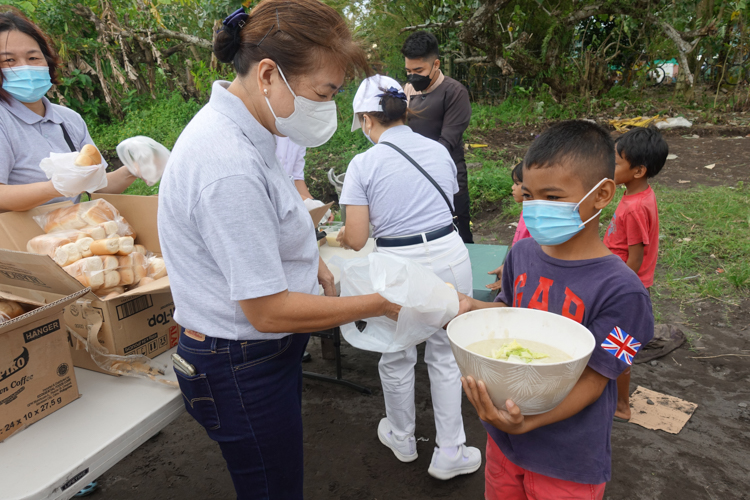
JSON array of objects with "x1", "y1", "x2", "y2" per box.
[
  {"x1": 337, "y1": 74, "x2": 481, "y2": 480},
  {"x1": 0, "y1": 7, "x2": 136, "y2": 212}
]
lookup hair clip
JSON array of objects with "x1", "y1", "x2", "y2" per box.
[
  {"x1": 256, "y1": 8, "x2": 281, "y2": 47},
  {"x1": 221, "y1": 7, "x2": 249, "y2": 31},
  {"x1": 376, "y1": 87, "x2": 407, "y2": 101}
]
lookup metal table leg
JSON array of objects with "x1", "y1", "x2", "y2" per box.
[{"x1": 303, "y1": 327, "x2": 371, "y2": 394}]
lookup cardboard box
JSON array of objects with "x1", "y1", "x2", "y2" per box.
[
  {"x1": 0, "y1": 288, "x2": 87, "y2": 442},
  {"x1": 0, "y1": 194, "x2": 179, "y2": 375}
]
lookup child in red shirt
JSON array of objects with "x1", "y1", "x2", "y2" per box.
[
  {"x1": 603, "y1": 126, "x2": 668, "y2": 421},
  {"x1": 487, "y1": 162, "x2": 531, "y2": 291}
]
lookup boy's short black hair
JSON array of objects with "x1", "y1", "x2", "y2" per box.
[
  {"x1": 401, "y1": 31, "x2": 440, "y2": 60},
  {"x1": 524, "y1": 120, "x2": 615, "y2": 188},
  {"x1": 615, "y1": 127, "x2": 668, "y2": 178},
  {"x1": 512, "y1": 162, "x2": 524, "y2": 182}
]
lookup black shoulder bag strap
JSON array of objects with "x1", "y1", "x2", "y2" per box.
[
  {"x1": 379, "y1": 141, "x2": 455, "y2": 217},
  {"x1": 59, "y1": 123, "x2": 76, "y2": 152}
]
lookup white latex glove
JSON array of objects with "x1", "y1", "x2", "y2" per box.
[
  {"x1": 116, "y1": 136, "x2": 170, "y2": 186},
  {"x1": 39, "y1": 152, "x2": 108, "y2": 198}
]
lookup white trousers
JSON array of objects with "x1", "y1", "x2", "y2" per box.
[{"x1": 376, "y1": 231, "x2": 473, "y2": 448}]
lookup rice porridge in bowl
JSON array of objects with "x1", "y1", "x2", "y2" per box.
[{"x1": 446, "y1": 307, "x2": 596, "y2": 415}]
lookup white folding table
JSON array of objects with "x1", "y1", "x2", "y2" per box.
[
  {"x1": 1, "y1": 240, "x2": 377, "y2": 499},
  {"x1": 0, "y1": 348, "x2": 183, "y2": 500}
]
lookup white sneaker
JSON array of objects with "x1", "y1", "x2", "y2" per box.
[
  {"x1": 377, "y1": 418, "x2": 417, "y2": 462},
  {"x1": 427, "y1": 444, "x2": 482, "y2": 480}
]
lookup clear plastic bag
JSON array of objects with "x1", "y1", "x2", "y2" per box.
[
  {"x1": 63, "y1": 252, "x2": 149, "y2": 292},
  {"x1": 66, "y1": 300, "x2": 177, "y2": 387},
  {"x1": 116, "y1": 136, "x2": 170, "y2": 186},
  {"x1": 38, "y1": 151, "x2": 108, "y2": 198},
  {"x1": 33, "y1": 198, "x2": 136, "y2": 237},
  {"x1": 331, "y1": 253, "x2": 459, "y2": 353}
]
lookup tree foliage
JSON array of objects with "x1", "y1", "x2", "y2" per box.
[{"x1": 6, "y1": 0, "x2": 750, "y2": 121}]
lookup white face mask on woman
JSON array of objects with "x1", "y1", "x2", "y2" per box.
[{"x1": 265, "y1": 66, "x2": 338, "y2": 148}]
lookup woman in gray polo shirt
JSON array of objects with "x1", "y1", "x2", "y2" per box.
[
  {"x1": 0, "y1": 8, "x2": 136, "y2": 212},
  {"x1": 157, "y1": 2, "x2": 403, "y2": 499}
]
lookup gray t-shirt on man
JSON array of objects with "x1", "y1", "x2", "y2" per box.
[{"x1": 157, "y1": 81, "x2": 320, "y2": 341}]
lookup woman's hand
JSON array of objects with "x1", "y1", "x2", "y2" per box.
[
  {"x1": 336, "y1": 227, "x2": 352, "y2": 250},
  {"x1": 383, "y1": 298, "x2": 401, "y2": 321},
  {"x1": 486, "y1": 265, "x2": 503, "y2": 290},
  {"x1": 318, "y1": 257, "x2": 336, "y2": 297},
  {"x1": 462, "y1": 376, "x2": 527, "y2": 435}
]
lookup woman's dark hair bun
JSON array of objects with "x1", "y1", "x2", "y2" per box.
[
  {"x1": 381, "y1": 94, "x2": 407, "y2": 122},
  {"x1": 214, "y1": 26, "x2": 242, "y2": 64},
  {"x1": 377, "y1": 86, "x2": 407, "y2": 123}
]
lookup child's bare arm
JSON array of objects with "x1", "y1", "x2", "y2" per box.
[
  {"x1": 462, "y1": 366, "x2": 609, "y2": 435},
  {"x1": 459, "y1": 292, "x2": 508, "y2": 311},
  {"x1": 625, "y1": 243, "x2": 644, "y2": 274}
]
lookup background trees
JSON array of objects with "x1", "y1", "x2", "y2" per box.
[{"x1": 6, "y1": 0, "x2": 750, "y2": 121}]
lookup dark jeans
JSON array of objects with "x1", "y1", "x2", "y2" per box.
[
  {"x1": 176, "y1": 332, "x2": 310, "y2": 500},
  {"x1": 453, "y1": 190, "x2": 474, "y2": 244}
]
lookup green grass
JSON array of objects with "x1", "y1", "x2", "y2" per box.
[
  {"x1": 599, "y1": 182, "x2": 750, "y2": 301},
  {"x1": 464, "y1": 148, "x2": 514, "y2": 216},
  {"x1": 89, "y1": 91, "x2": 203, "y2": 152}
]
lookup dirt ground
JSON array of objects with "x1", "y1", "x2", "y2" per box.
[{"x1": 89, "y1": 131, "x2": 749, "y2": 500}]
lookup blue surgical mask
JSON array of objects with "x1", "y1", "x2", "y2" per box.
[
  {"x1": 522, "y1": 178, "x2": 608, "y2": 246},
  {"x1": 1, "y1": 65, "x2": 52, "y2": 103},
  {"x1": 362, "y1": 117, "x2": 376, "y2": 145}
]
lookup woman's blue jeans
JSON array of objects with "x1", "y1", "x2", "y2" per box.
[{"x1": 176, "y1": 331, "x2": 310, "y2": 500}]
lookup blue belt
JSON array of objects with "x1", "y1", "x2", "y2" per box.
[{"x1": 376, "y1": 224, "x2": 455, "y2": 248}]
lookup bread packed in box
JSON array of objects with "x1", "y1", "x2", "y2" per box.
[
  {"x1": 0, "y1": 299, "x2": 25, "y2": 324},
  {"x1": 26, "y1": 199, "x2": 167, "y2": 299}
]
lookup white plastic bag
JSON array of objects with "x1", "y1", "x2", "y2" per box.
[
  {"x1": 331, "y1": 253, "x2": 459, "y2": 353},
  {"x1": 116, "y1": 136, "x2": 170, "y2": 186},
  {"x1": 655, "y1": 117, "x2": 692, "y2": 129},
  {"x1": 38, "y1": 152, "x2": 108, "y2": 198}
]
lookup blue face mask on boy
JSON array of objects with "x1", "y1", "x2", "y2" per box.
[
  {"x1": 1, "y1": 65, "x2": 52, "y2": 103},
  {"x1": 522, "y1": 178, "x2": 608, "y2": 246}
]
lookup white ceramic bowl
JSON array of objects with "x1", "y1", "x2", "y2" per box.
[{"x1": 447, "y1": 307, "x2": 595, "y2": 415}]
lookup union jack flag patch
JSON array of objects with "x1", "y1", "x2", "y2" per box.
[{"x1": 601, "y1": 326, "x2": 641, "y2": 365}]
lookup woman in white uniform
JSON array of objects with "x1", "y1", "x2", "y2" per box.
[
  {"x1": 157, "y1": 3, "x2": 401, "y2": 499},
  {"x1": 275, "y1": 136, "x2": 312, "y2": 199},
  {"x1": 337, "y1": 75, "x2": 481, "y2": 480},
  {"x1": 0, "y1": 7, "x2": 136, "y2": 212}
]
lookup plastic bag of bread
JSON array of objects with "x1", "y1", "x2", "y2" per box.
[
  {"x1": 27, "y1": 230, "x2": 79, "y2": 257},
  {"x1": 116, "y1": 136, "x2": 170, "y2": 187},
  {"x1": 38, "y1": 146, "x2": 108, "y2": 198},
  {"x1": 63, "y1": 256, "x2": 106, "y2": 290},
  {"x1": 0, "y1": 299, "x2": 25, "y2": 323},
  {"x1": 96, "y1": 286, "x2": 125, "y2": 300},
  {"x1": 117, "y1": 252, "x2": 148, "y2": 286},
  {"x1": 33, "y1": 198, "x2": 136, "y2": 238},
  {"x1": 146, "y1": 256, "x2": 168, "y2": 280}
]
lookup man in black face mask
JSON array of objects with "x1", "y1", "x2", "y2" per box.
[{"x1": 402, "y1": 31, "x2": 474, "y2": 243}]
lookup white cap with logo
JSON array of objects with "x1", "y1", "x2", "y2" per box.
[{"x1": 351, "y1": 74, "x2": 404, "y2": 132}]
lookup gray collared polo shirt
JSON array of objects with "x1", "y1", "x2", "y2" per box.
[
  {"x1": 157, "y1": 81, "x2": 320, "y2": 341},
  {"x1": 0, "y1": 96, "x2": 106, "y2": 205}
]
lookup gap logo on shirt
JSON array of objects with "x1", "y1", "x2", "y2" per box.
[{"x1": 513, "y1": 273, "x2": 585, "y2": 324}]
